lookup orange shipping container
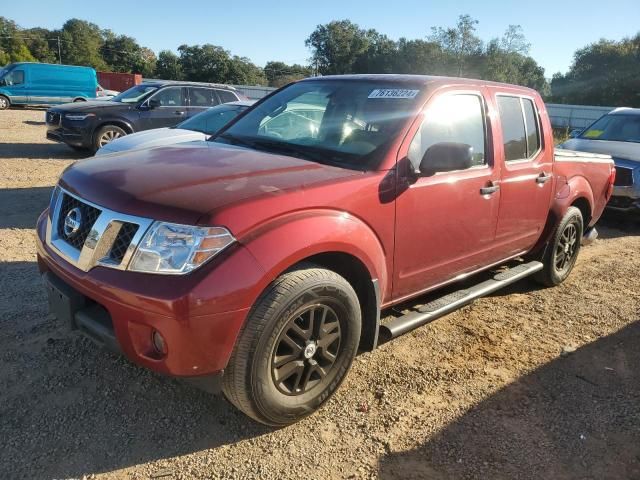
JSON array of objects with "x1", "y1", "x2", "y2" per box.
[{"x1": 97, "y1": 72, "x2": 142, "y2": 93}]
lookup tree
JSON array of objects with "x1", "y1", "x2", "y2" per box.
[
  {"x1": 306, "y1": 20, "x2": 371, "y2": 75},
  {"x1": 551, "y1": 34, "x2": 640, "y2": 106},
  {"x1": 264, "y1": 61, "x2": 311, "y2": 87},
  {"x1": 155, "y1": 50, "x2": 183, "y2": 80},
  {"x1": 429, "y1": 14, "x2": 483, "y2": 76},
  {"x1": 101, "y1": 33, "x2": 155, "y2": 75},
  {"x1": 177, "y1": 44, "x2": 230, "y2": 83},
  {"x1": 58, "y1": 19, "x2": 106, "y2": 69},
  {"x1": 226, "y1": 56, "x2": 267, "y2": 85},
  {"x1": 392, "y1": 38, "x2": 443, "y2": 74},
  {"x1": 0, "y1": 17, "x2": 36, "y2": 64},
  {"x1": 352, "y1": 30, "x2": 397, "y2": 73},
  {"x1": 23, "y1": 27, "x2": 57, "y2": 63}
]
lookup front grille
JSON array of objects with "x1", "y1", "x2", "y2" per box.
[
  {"x1": 108, "y1": 223, "x2": 139, "y2": 264},
  {"x1": 614, "y1": 167, "x2": 634, "y2": 186},
  {"x1": 56, "y1": 193, "x2": 102, "y2": 250},
  {"x1": 46, "y1": 111, "x2": 61, "y2": 125}
]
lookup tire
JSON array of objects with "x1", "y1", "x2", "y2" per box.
[
  {"x1": 222, "y1": 264, "x2": 361, "y2": 426},
  {"x1": 534, "y1": 206, "x2": 583, "y2": 287},
  {"x1": 94, "y1": 125, "x2": 126, "y2": 151},
  {"x1": 0, "y1": 95, "x2": 10, "y2": 110}
]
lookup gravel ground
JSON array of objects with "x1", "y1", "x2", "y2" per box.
[{"x1": 1, "y1": 109, "x2": 639, "y2": 480}]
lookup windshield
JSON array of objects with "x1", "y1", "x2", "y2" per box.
[
  {"x1": 177, "y1": 104, "x2": 249, "y2": 135},
  {"x1": 580, "y1": 114, "x2": 640, "y2": 143},
  {"x1": 111, "y1": 84, "x2": 158, "y2": 103},
  {"x1": 213, "y1": 80, "x2": 423, "y2": 169}
]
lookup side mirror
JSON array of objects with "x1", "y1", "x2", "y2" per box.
[
  {"x1": 569, "y1": 129, "x2": 582, "y2": 138},
  {"x1": 419, "y1": 142, "x2": 474, "y2": 176},
  {"x1": 147, "y1": 98, "x2": 160, "y2": 109}
]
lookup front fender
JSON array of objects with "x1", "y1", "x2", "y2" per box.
[{"x1": 241, "y1": 209, "x2": 389, "y2": 303}]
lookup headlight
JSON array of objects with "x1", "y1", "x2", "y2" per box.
[
  {"x1": 129, "y1": 222, "x2": 235, "y2": 274},
  {"x1": 65, "y1": 113, "x2": 95, "y2": 121}
]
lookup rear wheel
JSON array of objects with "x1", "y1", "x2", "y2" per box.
[
  {"x1": 0, "y1": 95, "x2": 9, "y2": 110},
  {"x1": 94, "y1": 125, "x2": 126, "y2": 151},
  {"x1": 222, "y1": 265, "x2": 361, "y2": 426},
  {"x1": 534, "y1": 206, "x2": 583, "y2": 287}
]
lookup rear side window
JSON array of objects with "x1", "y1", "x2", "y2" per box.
[
  {"x1": 522, "y1": 99, "x2": 541, "y2": 155},
  {"x1": 497, "y1": 96, "x2": 527, "y2": 161},
  {"x1": 217, "y1": 89, "x2": 238, "y2": 103},
  {"x1": 408, "y1": 94, "x2": 487, "y2": 170},
  {"x1": 190, "y1": 88, "x2": 218, "y2": 107},
  {"x1": 497, "y1": 95, "x2": 541, "y2": 161}
]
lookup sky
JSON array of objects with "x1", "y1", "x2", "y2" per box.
[{"x1": 4, "y1": 0, "x2": 639, "y2": 76}]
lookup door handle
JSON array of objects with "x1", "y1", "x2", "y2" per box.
[
  {"x1": 536, "y1": 172, "x2": 552, "y2": 184},
  {"x1": 174, "y1": 111, "x2": 185, "y2": 116},
  {"x1": 480, "y1": 182, "x2": 500, "y2": 195}
]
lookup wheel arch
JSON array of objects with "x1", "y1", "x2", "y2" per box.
[{"x1": 240, "y1": 211, "x2": 389, "y2": 351}]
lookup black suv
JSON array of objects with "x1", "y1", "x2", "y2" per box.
[{"x1": 46, "y1": 81, "x2": 246, "y2": 152}]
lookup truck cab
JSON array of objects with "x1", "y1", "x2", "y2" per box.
[{"x1": 36, "y1": 75, "x2": 615, "y2": 426}]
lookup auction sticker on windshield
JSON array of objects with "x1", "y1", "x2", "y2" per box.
[{"x1": 368, "y1": 89, "x2": 420, "y2": 99}]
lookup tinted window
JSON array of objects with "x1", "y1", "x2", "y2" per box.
[
  {"x1": 217, "y1": 89, "x2": 238, "y2": 103},
  {"x1": 497, "y1": 96, "x2": 527, "y2": 161},
  {"x1": 152, "y1": 87, "x2": 184, "y2": 106},
  {"x1": 522, "y1": 98, "x2": 541, "y2": 155},
  {"x1": 190, "y1": 88, "x2": 217, "y2": 107},
  {"x1": 408, "y1": 94, "x2": 486, "y2": 170},
  {"x1": 112, "y1": 85, "x2": 157, "y2": 103},
  {"x1": 580, "y1": 114, "x2": 640, "y2": 143}
]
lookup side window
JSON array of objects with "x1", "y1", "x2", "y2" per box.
[
  {"x1": 497, "y1": 96, "x2": 527, "y2": 161},
  {"x1": 408, "y1": 94, "x2": 486, "y2": 170},
  {"x1": 216, "y1": 89, "x2": 238, "y2": 103},
  {"x1": 190, "y1": 88, "x2": 217, "y2": 107},
  {"x1": 151, "y1": 87, "x2": 184, "y2": 107},
  {"x1": 6, "y1": 69, "x2": 25, "y2": 86},
  {"x1": 522, "y1": 98, "x2": 541, "y2": 155}
]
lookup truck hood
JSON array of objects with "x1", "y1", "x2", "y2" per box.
[
  {"x1": 59, "y1": 141, "x2": 361, "y2": 224},
  {"x1": 96, "y1": 128, "x2": 207, "y2": 155},
  {"x1": 560, "y1": 138, "x2": 640, "y2": 163}
]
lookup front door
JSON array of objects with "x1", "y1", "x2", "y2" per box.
[
  {"x1": 491, "y1": 93, "x2": 554, "y2": 257},
  {"x1": 139, "y1": 86, "x2": 188, "y2": 129},
  {"x1": 393, "y1": 90, "x2": 502, "y2": 301},
  {"x1": 3, "y1": 68, "x2": 28, "y2": 104}
]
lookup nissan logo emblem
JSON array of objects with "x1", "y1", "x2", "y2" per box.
[{"x1": 63, "y1": 207, "x2": 82, "y2": 237}]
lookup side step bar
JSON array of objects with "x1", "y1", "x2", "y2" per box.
[{"x1": 379, "y1": 261, "x2": 543, "y2": 342}]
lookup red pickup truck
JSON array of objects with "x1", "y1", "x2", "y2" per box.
[{"x1": 37, "y1": 75, "x2": 615, "y2": 426}]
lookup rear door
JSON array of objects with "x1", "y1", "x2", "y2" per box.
[
  {"x1": 187, "y1": 87, "x2": 219, "y2": 118},
  {"x1": 140, "y1": 86, "x2": 188, "y2": 129},
  {"x1": 491, "y1": 91, "x2": 554, "y2": 257},
  {"x1": 215, "y1": 88, "x2": 239, "y2": 104},
  {"x1": 393, "y1": 89, "x2": 502, "y2": 300}
]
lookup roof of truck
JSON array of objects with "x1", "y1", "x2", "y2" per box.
[{"x1": 299, "y1": 74, "x2": 539, "y2": 93}]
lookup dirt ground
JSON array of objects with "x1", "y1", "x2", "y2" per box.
[{"x1": 1, "y1": 108, "x2": 639, "y2": 480}]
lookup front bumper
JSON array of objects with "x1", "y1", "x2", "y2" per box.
[
  {"x1": 46, "y1": 116, "x2": 94, "y2": 148},
  {"x1": 36, "y1": 210, "x2": 264, "y2": 380},
  {"x1": 607, "y1": 185, "x2": 640, "y2": 213}
]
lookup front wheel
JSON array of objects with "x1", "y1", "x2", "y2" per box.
[
  {"x1": 0, "y1": 95, "x2": 10, "y2": 110},
  {"x1": 94, "y1": 125, "x2": 126, "y2": 151},
  {"x1": 222, "y1": 265, "x2": 361, "y2": 426},
  {"x1": 534, "y1": 206, "x2": 583, "y2": 287}
]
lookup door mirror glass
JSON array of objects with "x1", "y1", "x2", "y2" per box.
[
  {"x1": 419, "y1": 142, "x2": 474, "y2": 175},
  {"x1": 148, "y1": 98, "x2": 161, "y2": 109}
]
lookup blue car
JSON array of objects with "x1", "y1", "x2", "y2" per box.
[{"x1": 0, "y1": 62, "x2": 97, "y2": 109}]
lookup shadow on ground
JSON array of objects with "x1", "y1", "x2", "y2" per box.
[
  {"x1": 378, "y1": 320, "x2": 640, "y2": 480},
  {"x1": 23, "y1": 120, "x2": 45, "y2": 126},
  {"x1": 0, "y1": 186, "x2": 52, "y2": 228},
  {"x1": 598, "y1": 210, "x2": 640, "y2": 239},
  {"x1": 0, "y1": 142, "x2": 88, "y2": 159},
  {"x1": 0, "y1": 260, "x2": 270, "y2": 479}
]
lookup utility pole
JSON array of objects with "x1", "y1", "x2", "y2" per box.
[{"x1": 57, "y1": 36, "x2": 61, "y2": 64}]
